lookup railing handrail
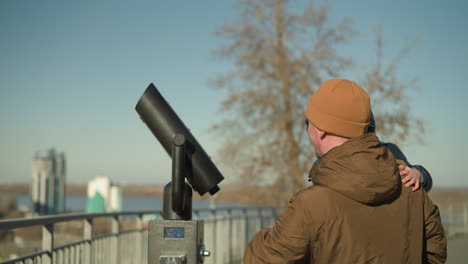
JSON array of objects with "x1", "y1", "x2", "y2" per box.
[
  {"x1": 0, "y1": 206, "x2": 282, "y2": 230},
  {"x1": 0, "y1": 210, "x2": 160, "y2": 230},
  {"x1": 0, "y1": 205, "x2": 284, "y2": 264}
]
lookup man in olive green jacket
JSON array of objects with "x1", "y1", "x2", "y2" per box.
[{"x1": 244, "y1": 79, "x2": 447, "y2": 263}]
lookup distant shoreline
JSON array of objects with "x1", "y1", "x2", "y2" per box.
[
  {"x1": 0, "y1": 183, "x2": 164, "y2": 197},
  {"x1": 0, "y1": 183, "x2": 249, "y2": 204},
  {"x1": 1, "y1": 183, "x2": 468, "y2": 205}
]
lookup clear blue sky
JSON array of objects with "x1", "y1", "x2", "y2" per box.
[{"x1": 0, "y1": 0, "x2": 467, "y2": 187}]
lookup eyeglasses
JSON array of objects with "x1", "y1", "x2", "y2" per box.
[{"x1": 305, "y1": 119, "x2": 309, "y2": 131}]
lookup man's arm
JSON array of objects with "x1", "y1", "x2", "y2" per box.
[
  {"x1": 423, "y1": 194, "x2": 447, "y2": 263},
  {"x1": 244, "y1": 194, "x2": 313, "y2": 264}
]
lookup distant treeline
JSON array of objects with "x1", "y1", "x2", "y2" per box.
[
  {"x1": 1, "y1": 183, "x2": 466, "y2": 205},
  {"x1": 0, "y1": 183, "x2": 165, "y2": 197}
]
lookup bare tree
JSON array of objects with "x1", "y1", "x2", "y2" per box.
[
  {"x1": 212, "y1": 0, "x2": 424, "y2": 205},
  {"x1": 362, "y1": 26, "x2": 425, "y2": 145},
  {"x1": 211, "y1": 0, "x2": 352, "y2": 205}
]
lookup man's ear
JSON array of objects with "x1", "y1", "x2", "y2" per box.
[{"x1": 319, "y1": 130, "x2": 327, "y2": 140}]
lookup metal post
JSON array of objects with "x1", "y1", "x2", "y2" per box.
[
  {"x1": 135, "y1": 214, "x2": 143, "y2": 264},
  {"x1": 83, "y1": 218, "x2": 92, "y2": 264},
  {"x1": 111, "y1": 216, "x2": 119, "y2": 264},
  {"x1": 42, "y1": 224, "x2": 54, "y2": 264}
]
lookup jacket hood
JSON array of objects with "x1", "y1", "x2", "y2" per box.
[{"x1": 310, "y1": 133, "x2": 401, "y2": 205}]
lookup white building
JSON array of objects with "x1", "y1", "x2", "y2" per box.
[{"x1": 86, "y1": 176, "x2": 122, "y2": 213}]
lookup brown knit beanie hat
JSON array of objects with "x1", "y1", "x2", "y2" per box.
[{"x1": 305, "y1": 79, "x2": 370, "y2": 138}]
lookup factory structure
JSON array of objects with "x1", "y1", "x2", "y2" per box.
[
  {"x1": 86, "y1": 176, "x2": 122, "y2": 213},
  {"x1": 31, "y1": 148, "x2": 66, "y2": 215}
]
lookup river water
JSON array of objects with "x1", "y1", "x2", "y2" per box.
[{"x1": 16, "y1": 194, "x2": 239, "y2": 212}]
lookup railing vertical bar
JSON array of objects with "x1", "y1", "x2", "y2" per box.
[
  {"x1": 464, "y1": 202, "x2": 468, "y2": 233},
  {"x1": 75, "y1": 244, "x2": 78, "y2": 264},
  {"x1": 121, "y1": 233, "x2": 125, "y2": 263},
  {"x1": 234, "y1": 211, "x2": 239, "y2": 262},
  {"x1": 83, "y1": 218, "x2": 92, "y2": 264},
  {"x1": 110, "y1": 216, "x2": 119, "y2": 264},
  {"x1": 41, "y1": 224, "x2": 53, "y2": 264},
  {"x1": 210, "y1": 209, "x2": 217, "y2": 264},
  {"x1": 243, "y1": 208, "x2": 249, "y2": 257},
  {"x1": 97, "y1": 238, "x2": 101, "y2": 264},
  {"x1": 64, "y1": 246, "x2": 69, "y2": 264},
  {"x1": 106, "y1": 236, "x2": 110, "y2": 264},
  {"x1": 227, "y1": 209, "x2": 232, "y2": 264},
  {"x1": 105, "y1": 228, "x2": 108, "y2": 262},
  {"x1": 77, "y1": 243, "x2": 82, "y2": 264},
  {"x1": 136, "y1": 214, "x2": 143, "y2": 264},
  {"x1": 100, "y1": 238, "x2": 104, "y2": 264},
  {"x1": 100, "y1": 237, "x2": 102, "y2": 264},
  {"x1": 93, "y1": 238, "x2": 97, "y2": 264},
  {"x1": 239, "y1": 212, "x2": 244, "y2": 261},
  {"x1": 95, "y1": 238, "x2": 99, "y2": 264},
  {"x1": 98, "y1": 238, "x2": 101, "y2": 264},
  {"x1": 70, "y1": 245, "x2": 75, "y2": 264},
  {"x1": 67, "y1": 247, "x2": 73, "y2": 264},
  {"x1": 109, "y1": 235, "x2": 112, "y2": 264}
]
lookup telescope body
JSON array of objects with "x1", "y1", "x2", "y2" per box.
[{"x1": 135, "y1": 83, "x2": 224, "y2": 196}]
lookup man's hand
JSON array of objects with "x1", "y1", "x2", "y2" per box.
[{"x1": 399, "y1": 164, "x2": 422, "y2": 191}]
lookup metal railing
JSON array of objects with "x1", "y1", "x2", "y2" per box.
[
  {"x1": 0, "y1": 207, "x2": 282, "y2": 264},
  {"x1": 438, "y1": 202, "x2": 468, "y2": 237}
]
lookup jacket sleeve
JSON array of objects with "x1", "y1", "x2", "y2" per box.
[
  {"x1": 244, "y1": 194, "x2": 312, "y2": 264},
  {"x1": 386, "y1": 142, "x2": 434, "y2": 192},
  {"x1": 413, "y1": 164, "x2": 433, "y2": 192},
  {"x1": 383, "y1": 142, "x2": 410, "y2": 164},
  {"x1": 423, "y1": 194, "x2": 447, "y2": 263}
]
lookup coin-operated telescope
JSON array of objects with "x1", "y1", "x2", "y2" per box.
[{"x1": 136, "y1": 83, "x2": 224, "y2": 264}]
